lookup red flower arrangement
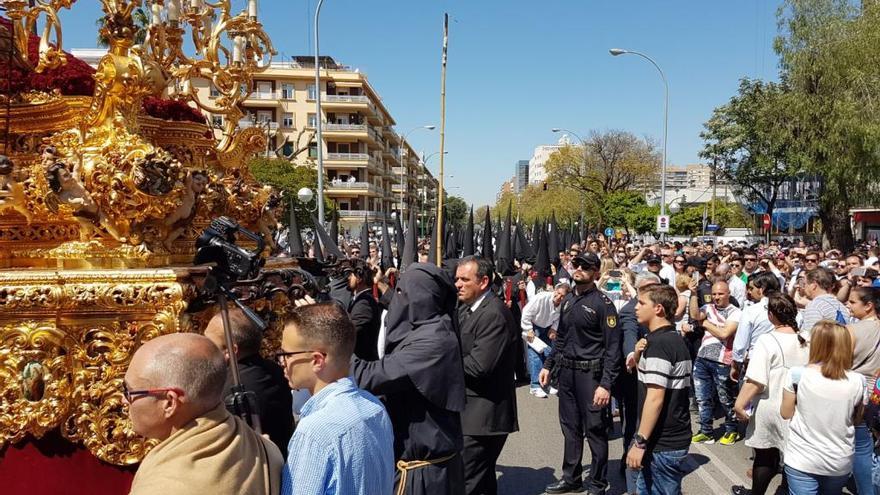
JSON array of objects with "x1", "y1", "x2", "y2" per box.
[
  {"x1": 141, "y1": 96, "x2": 206, "y2": 124},
  {"x1": 0, "y1": 17, "x2": 96, "y2": 96}
]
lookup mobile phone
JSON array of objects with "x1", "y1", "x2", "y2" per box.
[{"x1": 609, "y1": 270, "x2": 622, "y2": 278}]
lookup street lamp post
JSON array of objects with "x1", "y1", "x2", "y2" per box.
[
  {"x1": 314, "y1": 0, "x2": 326, "y2": 226},
  {"x1": 419, "y1": 150, "x2": 447, "y2": 238},
  {"x1": 609, "y1": 48, "x2": 669, "y2": 241},
  {"x1": 552, "y1": 128, "x2": 587, "y2": 227},
  {"x1": 398, "y1": 125, "x2": 435, "y2": 220}
]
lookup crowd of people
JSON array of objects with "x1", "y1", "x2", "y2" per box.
[{"x1": 123, "y1": 223, "x2": 880, "y2": 495}]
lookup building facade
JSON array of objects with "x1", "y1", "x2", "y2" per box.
[
  {"x1": 528, "y1": 135, "x2": 572, "y2": 185},
  {"x1": 515, "y1": 160, "x2": 529, "y2": 193},
  {"x1": 73, "y1": 49, "x2": 438, "y2": 230}
]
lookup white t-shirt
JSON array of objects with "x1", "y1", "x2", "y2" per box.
[
  {"x1": 698, "y1": 304, "x2": 742, "y2": 365},
  {"x1": 783, "y1": 366, "x2": 865, "y2": 476},
  {"x1": 743, "y1": 332, "x2": 810, "y2": 450}
]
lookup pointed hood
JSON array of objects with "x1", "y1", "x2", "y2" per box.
[
  {"x1": 462, "y1": 206, "x2": 475, "y2": 256},
  {"x1": 394, "y1": 211, "x2": 405, "y2": 266},
  {"x1": 578, "y1": 214, "x2": 586, "y2": 245},
  {"x1": 481, "y1": 206, "x2": 494, "y2": 262},
  {"x1": 400, "y1": 210, "x2": 418, "y2": 271},
  {"x1": 445, "y1": 226, "x2": 458, "y2": 260},
  {"x1": 287, "y1": 203, "x2": 304, "y2": 257},
  {"x1": 381, "y1": 216, "x2": 395, "y2": 270},
  {"x1": 496, "y1": 203, "x2": 514, "y2": 275},
  {"x1": 329, "y1": 211, "x2": 339, "y2": 248},
  {"x1": 531, "y1": 219, "x2": 541, "y2": 255},
  {"x1": 359, "y1": 220, "x2": 370, "y2": 260},
  {"x1": 548, "y1": 212, "x2": 560, "y2": 265},
  {"x1": 312, "y1": 214, "x2": 344, "y2": 261},
  {"x1": 532, "y1": 224, "x2": 552, "y2": 283},
  {"x1": 514, "y1": 221, "x2": 535, "y2": 263}
]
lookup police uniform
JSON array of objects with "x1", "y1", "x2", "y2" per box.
[{"x1": 543, "y1": 254, "x2": 621, "y2": 494}]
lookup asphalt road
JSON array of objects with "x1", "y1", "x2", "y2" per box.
[{"x1": 496, "y1": 384, "x2": 789, "y2": 495}]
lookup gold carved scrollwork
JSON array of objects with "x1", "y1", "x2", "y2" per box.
[
  {"x1": 0, "y1": 321, "x2": 72, "y2": 447},
  {"x1": 0, "y1": 270, "x2": 188, "y2": 465}
]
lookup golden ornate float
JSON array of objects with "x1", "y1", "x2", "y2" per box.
[{"x1": 0, "y1": 0, "x2": 289, "y2": 467}]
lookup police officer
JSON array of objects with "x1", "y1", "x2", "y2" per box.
[{"x1": 539, "y1": 253, "x2": 621, "y2": 494}]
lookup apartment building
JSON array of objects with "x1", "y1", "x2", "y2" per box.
[
  {"x1": 515, "y1": 160, "x2": 529, "y2": 193},
  {"x1": 528, "y1": 135, "x2": 572, "y2": 185}
]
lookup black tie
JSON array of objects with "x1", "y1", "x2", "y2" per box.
[{"x1": 459, "y1": 307, "x2": 472, "y2": 325}]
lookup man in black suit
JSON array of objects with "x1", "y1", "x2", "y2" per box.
[
  {"x1": 455, "y1": 256, "x2": 519, "y2": 495},
  {"x1": 614, "y1": 271, "x2": 660, "y2": 495},
  {"x1": 203, "y1": 308, "x2": 294, "y2": 457},
  {"x1": 345, "y1": 258, "x2": 381, "y2": 361}
]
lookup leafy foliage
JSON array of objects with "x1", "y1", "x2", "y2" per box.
[
  {"x1": 248, "y1": 158, "x2": 333, "y2": 229},
  {"x1": 444, "y1": 195, "x2": 468, "y2": 228}
]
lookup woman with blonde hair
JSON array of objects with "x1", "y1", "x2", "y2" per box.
[
  {"x1": 780, "y1": 320, "x2": 866, "y2": 494},
  {"x1": 674, "y1": 274, "x2": 692, "y2": 335}
]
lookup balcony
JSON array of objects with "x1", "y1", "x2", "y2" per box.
[
  {"x1": 326, "y1": 152, "x2": 370, "y2": 161},
  {"x1": 337, "y1": 209, "x2": 387, "y2": 220},
  {"x1": 238, "y1": 120, "x2": 279, "y2": 130},
  {"x1": 249, "y1": 90, "x2": 280, "y2": 100},
  {"x1": 324, "y1": 94, "x2": 369, "y2": 104},
  {"x1": 326, "y1": 181, "x2": 382, "y2": 196},
  {"x1": 325, "y1": 123, "x2": 367, "y2": 132}
]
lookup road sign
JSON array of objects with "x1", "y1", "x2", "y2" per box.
[
  {"x1": 762, "y1": 214, "x2": 771, "y2": 228},
  {"x1": 604, "y1": 227, "x2": 615, "y2": 237},
  {"x1": 656, "y1": 215, "x2": 670, "y2": 233},
  {"x1": 706, "y1": 224, "x2": 720, "y2": 232}
]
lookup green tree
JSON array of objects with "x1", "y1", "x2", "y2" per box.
[
  {"x1": 772, "y1": 0, "x2": 880, "y2": 250},
  {"x1": 544, "y1": 130, "x2": 659, "y2": 225},
  {"x1": 248, "y1": 158, "x2": 332, "y2": 229},
  {"x1": 492, "y1": 184, "x2": 582, "y2": 226},
  {"x1": 700, "y1": 79, "x2": 807, "y2": 224},
  {"x1": 602, "y1": 191, "x2": 650, "y2": 235},
  {"x1": 97, "y1": 8, "x2": 150, "y2": 47},
  {"x1": 445, "y1": 195, "x2": 468, "y2": 228}
]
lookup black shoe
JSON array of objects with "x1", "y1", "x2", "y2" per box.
[
  {"x1": 731, "y1": 486, "x2": 752, "y2": 495},
  {"x1": 545, "y1": 479, "x2": 586, "y2": 494}
]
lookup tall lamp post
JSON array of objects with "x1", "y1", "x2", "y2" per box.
[
  {"x1": 552, "y1": 128, "x2": 587, "y2": 229},
  {"x1": 398, "y1": 125, "x2": 435, "y2": 219},
  {"x1": 314, "y1": 0, "x2": 327, "y2": 225},
  {"x1": 609, "y1": 48, "x2": 669, "y2": 241},
  {"x1": 419, "y1": 150, "x2": 447, "y2": 237}
]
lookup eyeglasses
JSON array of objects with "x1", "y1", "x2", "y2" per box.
[
  {"x1": 744, "y1": 257, "x2": 757, "y2": 262},
  {"x1": 805, "y1": 258, "x2": 819, "y2": 263},
  {"x1": 731, "y1": 263, "x2": 742, "y2": 268},
  {"x1": 274, "y1": 349, "x2": 325, "y2": 366},
  {"x1": 674, "y1": 259, "x2": 685, "y2": 264},
  {"x1": 122, "y1": 382, "x2": 185, "y2": 403}
]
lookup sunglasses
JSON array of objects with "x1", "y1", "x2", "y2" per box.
[
  {"x1": 805, "y1": 258, "x2": 819, "y2": 263},
  {"x1": 674, "y1": 259, "x2": 686, "y2": 264},
  {"x1": 731, "y1": 263, "x2": 742, "y2": 268},
  {"x1": 744, "y1": 257, "x2": 757, "y2": 262}
]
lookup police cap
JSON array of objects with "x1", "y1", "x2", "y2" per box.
[{"x1": 572, "y1": 253, "x2": 601, "y2": 270}]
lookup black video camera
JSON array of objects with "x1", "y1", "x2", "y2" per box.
[{"x1": 195, "y1": 216, "x2": 265, "y2": 285}]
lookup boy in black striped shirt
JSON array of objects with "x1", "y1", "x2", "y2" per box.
[{"x1": 627, "y1": 284, "x2": 693, "y2": 494}]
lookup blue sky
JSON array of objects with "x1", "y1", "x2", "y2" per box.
[{"x1": 58, "y1": 1, "x2": 781, "y2": 208}]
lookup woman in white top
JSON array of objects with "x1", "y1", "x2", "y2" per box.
[
  {"x1": 845, "y1": 286, "x2": 880, "y2": 495},
  {"x1": 780, "y1": 320, "x2": 866, "y2": 495},
  {"x1": 674, "y1": 274, "x2": 692, "y2": 336},
  {"x1": 731, "y1": 293, "x2": 809, "y2": 495}
]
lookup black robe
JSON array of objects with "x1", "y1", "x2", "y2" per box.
[{"x1": 351, "y1": 263, "x2": 466, "y2": 495}]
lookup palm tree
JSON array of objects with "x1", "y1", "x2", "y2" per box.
[{"x1": 96, "y1": 7, "x2": 150, "y2": 47}]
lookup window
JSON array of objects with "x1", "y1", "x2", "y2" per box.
[
  {"x1": 307, "y1": 113, "x2": 317, "y2": 128},
  {"x1": 211, "y1": 115, "x2": 223, "y2": 127},
  {"x1": 282, "y1": 113, "x2": 294, "y2": 128},
  {"x1": 308, "y1": 142, "x2": 318, "y2": 158},
  {"x1": 281, "y1": 83, "x2": 295, "y2": 100},
  {"x1": 282, "y1": 142, "x2": 294, "y2": 156},
  {"x1": 307, "y1": 84, "x2": 317, "y2": 100},
  {"x1": 209, "y1": 86, "x2": 220, "y2": 98}
]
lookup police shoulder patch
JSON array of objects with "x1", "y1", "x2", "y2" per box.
[{"x1": 607, "y1": 315, "x2": 617, "y2": 328}]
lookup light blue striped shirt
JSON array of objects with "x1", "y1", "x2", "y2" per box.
[{"x1": 280, "y1": 377, "x2": 394, "y2": 495}]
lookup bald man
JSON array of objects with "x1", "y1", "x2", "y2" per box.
[
  {"x1": 688, "y1": 281, "x2": 742, "y2": 446},
  {"x1": 125, "y1": 333, "x2": 283, "y2": 495}
]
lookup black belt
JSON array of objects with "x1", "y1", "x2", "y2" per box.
[{"x1": 558, "y1": 356, "x2": 602, "y2": 372}]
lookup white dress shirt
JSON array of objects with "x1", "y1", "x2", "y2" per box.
[
  {"x1": 520, "y1": 290, "x2": 561, "y2": 336},
  {"x1": 732, "y1": 296, "x2": 773, "y2": 363}
]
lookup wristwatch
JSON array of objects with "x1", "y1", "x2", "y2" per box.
[{"x1": 633, "y1": 433, "x2": 648, "y2": 449}]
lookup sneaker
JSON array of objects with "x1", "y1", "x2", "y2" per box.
[
  {"x1": 691, "y1": 432, "x2": 715, "y2": 444},
  {"x1": 730, "y1": 485, "x2": 752, "y2": 495},
  {"x1": 530, "y1": 388, "x2": 548, "y2": 398},
  {"x1": 549, "y1": 387, "x2": 559, "y2": 395},
  {"x1": 720, "y1": 431, "x2": 741, "y2": 446}
]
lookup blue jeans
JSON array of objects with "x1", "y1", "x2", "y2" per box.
[
  {"x1": 853, "y1": 424, "x2": 879, "y2": 495},
  {"x1": 692, "y1": 357, "x2": 736, "y2": 435},
  {"x1": 636, "y1": 448, "x2": 689, "y2": 495},
  {"x1": 525, "y1": 325, "x2": 552, "y2": 389},
  {"x1": 784, "y1": 465, "x2": 848, "y2": 495}
]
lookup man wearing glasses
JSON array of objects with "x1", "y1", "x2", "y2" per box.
[
  {"x1": 278, "y1": 302, "x2": 394, "y2": 495},
  {"x1": 539, "y1": 253, "x2": 621, "y2": 494},
  {"x1": 126, "y1": 333, "x2": 283, "y2": 495}
]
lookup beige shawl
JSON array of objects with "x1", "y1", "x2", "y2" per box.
[{"x1": 129, "y1": 405, "x2": 283, "y2": 495}]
